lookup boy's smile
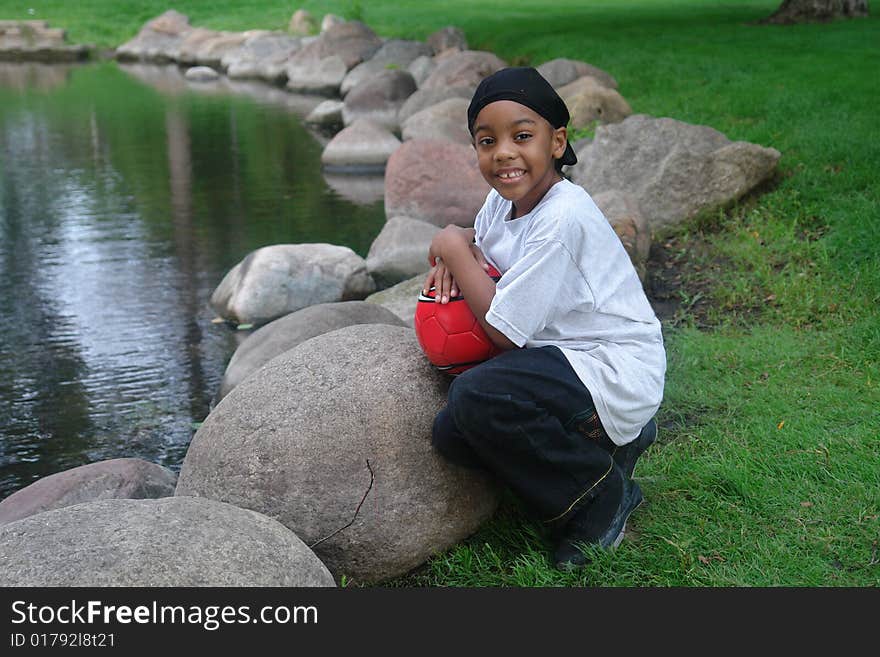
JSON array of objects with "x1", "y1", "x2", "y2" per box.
[{"x1": 472, "y1": 100, "x2": 568, "y2": 218}]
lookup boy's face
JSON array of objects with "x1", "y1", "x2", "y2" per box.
[{"x1": 471, "y1": 100, "x2": 568, "y2": 217}]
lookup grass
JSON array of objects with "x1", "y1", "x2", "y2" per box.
[{"x1": 4, "y1": 1, "x2": 877, "y2": 586}]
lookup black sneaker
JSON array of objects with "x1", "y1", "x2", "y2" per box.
[
  {"x1": 553, "y1": 476, "x2": 644, "y2": 571},
  {"x1": 612, "y1": 418, "x2": 657, "y2": 479}
]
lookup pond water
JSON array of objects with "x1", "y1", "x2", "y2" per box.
[{"x1": 0, "y1": 61, "x2": 387, "y2": 500}]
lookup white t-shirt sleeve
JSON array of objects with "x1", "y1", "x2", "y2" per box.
[
  {"x1": 473, "y1": 190, "x2": 497, "y2": 245},
  {"x1": 486, "y1": 238, "x2": 595, "y2": 347}
]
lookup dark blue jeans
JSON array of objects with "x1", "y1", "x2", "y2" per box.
[{"x1": 432, "y1": 345, "x2": 623, "y2": 527}]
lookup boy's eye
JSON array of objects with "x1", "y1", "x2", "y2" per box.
[
  {"x1": 515, "y1": 132, "x2": 532, "y2": 141},
  {"x1": 477, "y1": 137, "x2": 495, "y2": 146}
]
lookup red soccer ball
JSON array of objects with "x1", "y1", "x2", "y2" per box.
[{"x1": 414, "y1": 264, "x2": 503, "y2": 375}]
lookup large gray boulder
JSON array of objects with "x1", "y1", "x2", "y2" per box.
[
  {"x1": 366, "y1": 216, "x2": 440, "y2": 288},
  {"x1": 340, "y1": 39, "x2": 433, "y2": 96},
  {"x1": 286, "y1": 54, "x2": 347, "y2": 95},
  {"x1": 321, "y1": 119, "x2": 402, "y2": 171},
  {"x1": 401, "y1": 97, "x2": 472, "y2": 145},
  {"x1": 398, "y1": 85, "x2": 474, "y2": 125},
  {"x1": 384, "y1": 139, "x2": 490, "y2": 227},
  {"x1": 538, "y1": 57, "x2": 618, "y2": 90},
  {"x1": 286, "y1": 21, "x2": 382, "y2": 94},
  {"x1": 168, "y1": 26, "x2": 217, "y2": 63},
  {"x1": 217, "y1": 301, "x2": 407, "y2": 401},
  {"x1": 568, "y1": 114, "x2": 782, "y2": 229},
  {"x1": 365, "y1": 274, "x2": 424, "y2": 326},
  {"x1": 0, "y1": 497, "x2": 335, "y2": 586},
  {"x1": 0, "y1": 458, "x2": 177, "y2": 526},
  {"x1": 342, "y1": 69, "x2": 417, "y2": 131},
  {"x1": 304, "y1": 20, "x2": 382, "y2": 68},
  {"x1": 178, "y1": 29, "x2": 257, "y2": 68},
  {"x1": 223, "y1": 32, "x2": 304, "y2": 83},
  {"x1": 420, "y1": 50, "x2": 506, "y2": 90},
  {"x1": 210, "y1": 243, "x2": 376, "y2": 325},
  {"x1": 115, "y1": 10, "x2": 194, "y2": 63},
  {"x1": 176, "y1": 324, "x2": 499, "y2": 584}
]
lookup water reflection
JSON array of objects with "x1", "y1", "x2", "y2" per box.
[
  {"x1": 0, "y1": 62, "x2": 76, "y2": 92},
  {"x1": 323, "y1": 172, "x2": 386, "y2": 205},
  {"x1": 0, "y1": 61, "x2": 386, "y2": 499},
  {"x1": 119, "y1": 63, "x2": 323, "y2": 117}
]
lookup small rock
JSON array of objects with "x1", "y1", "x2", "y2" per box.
[
  {"x1": 321, "y1": 14, "x2": 346, "y2": 33},
  {"x1": 427, "y1": 26, "x2": 468, "y2": 54},
  {"x1": 557, "y1": 75, "x2": 632, "y2": 128},
  {"x1": 305, "y1": 99, "x2": 345, "y2": 129},
  {"x1": 538, "y1": 57, "x2": 618, "y2": 89},
  {"x1": 184, "y1": 65, "x2": 219, "y2": 81},
  {"x1": 289, "y1": 9, "x2": 317, "y2": 36}
]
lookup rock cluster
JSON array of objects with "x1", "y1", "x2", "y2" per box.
[
  {"x1": 110, "y1": 9, "x2": 779, "y2": 294},
  {"x1": 0, "y1": 20, "x2": 90, "y2": 61}
]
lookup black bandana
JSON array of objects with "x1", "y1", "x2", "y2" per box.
[{"x1": 467, "y1": 66, "x2": 577, "y2": 167}]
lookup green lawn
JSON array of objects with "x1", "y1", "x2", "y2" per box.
[{"x1": 6, "y1": 0, "x2": 877, "y2": 586}]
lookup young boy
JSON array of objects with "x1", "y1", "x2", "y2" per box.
[{"x1": 424, "y1": 67, "x2": 666, "y2": 570}]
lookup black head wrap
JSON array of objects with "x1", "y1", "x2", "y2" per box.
[{"x1": 467, "y1": 66, "x2": 577, "y2": 167}]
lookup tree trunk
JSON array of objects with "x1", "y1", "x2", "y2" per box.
[{"x1": 763, "y1": 0, "x2": 869, "y2": 24}]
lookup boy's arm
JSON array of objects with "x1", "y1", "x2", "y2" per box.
[{"x1": 427, "y1": 225, "x2": 517, "y2": 351}]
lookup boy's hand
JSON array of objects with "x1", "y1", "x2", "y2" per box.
[
  {"x1": 424, "y1": 258, "x2": 455, "y2": 304},
  {"x1": 424, "y1": 227, "x2": 491, "y2": 304}
]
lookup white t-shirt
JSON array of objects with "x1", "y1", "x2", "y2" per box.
[{"x1": 474, "y1": 178, "x2": 666, "y2": 446}]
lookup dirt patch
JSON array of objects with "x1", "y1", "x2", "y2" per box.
[{"x1": 645, "y1": 232, "x2": 730, "y2": 328}]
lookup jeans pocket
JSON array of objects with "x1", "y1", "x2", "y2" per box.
[{"x1": 568, "y1": 408, "x2": 609, "y2": 444}]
